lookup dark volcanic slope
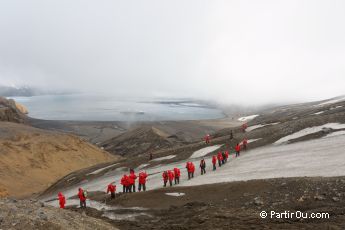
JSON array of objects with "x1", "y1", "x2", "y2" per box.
[
  {"x1": 101, "y1": 126, "x2": 187, "y2": 156},
  {"x1": 73, "y1": 177, "x2": 345, "y2": 230}
]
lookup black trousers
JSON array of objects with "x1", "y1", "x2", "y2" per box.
[
  {"x1": 123, "y1": 185, "x2": 126, "y2": 193},
  {"x1": 110, "y1": 192, "x2": 115, "y2": 199},
  {"x1": 164, "y1": 180, "x2": 167, "y2": 187},
  {"x1": 80, "y1": 200, "x2": 86, "y2": 208},
  {"x1": 201, "y1": 168, "x2": 206, "y2": 175},
  {"x1": 174, "y1": 177, "x2": 180, "y2": 184},
  {"x1": 218, "y1": 160, "x2": 222, "y2": 167},
  {"x1": 213, "y1": 164, "x2": 216, "y2": 170},
  {"x1": 236, "y1": 151, "x2": 240, "y2": 157},
  {"x1": 138, "y1": 183, "x2": 146, "y2": 192}
]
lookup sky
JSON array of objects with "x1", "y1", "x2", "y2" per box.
[{"x1": 0, "y1": 0, "x2": 344, "y2": 105}]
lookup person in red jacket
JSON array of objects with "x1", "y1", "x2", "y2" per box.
[
  {"x1": 235, "y1": 143, "x2": 241, "y2": 157},
  {"x1": 58, "y1": 192, "x2": 66, "y2": 209},
  {"x1": 225, "y1": 150, "x2": 229, "y2": 163},
  {"x1": 217, "y1": 152, "x2": 223, "y2": 167},
  {"x1": 204, "y1": 134, "x2": 211, "y2": 144},
  {"x1": 190, "y1": 162, "x2": 195, "y2": 178},
  {"x1": 138, "y1": 171, "x2": 148, "y2": 192},
  {"x1": 78, "y1": 188, "x2": 87, "y2": 208},
  {"x1": 167, "y1": 170, "x2": 175, "y2": 186},
  {"x1": 129, "y1": 169, "x2": 137, "y2": 193},
  {"x1": 186, "y1": 162, "x2": 195, "y2": 179},
  {"x1": 107, "y1": 183, "x2": 116, "y2": 199},
  {"x1": 212, "y1": 155, "x2": 217, "y2": 171},
  {"x1": 173, "y1": 167, "x2": 180, "y2": 184},
  {"x1": 121, "y1": 174, "x2": 129, "y2": 193},
  {"x1": 162, "y1": 171, "x2": 168, "y2": 187},
  {"x1": 242, "y1": 138, "x2": 248, "y2": 151}
]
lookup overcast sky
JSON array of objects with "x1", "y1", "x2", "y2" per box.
[{"x1": 0, "y1": 0, "x2": 344, "y2": 105}]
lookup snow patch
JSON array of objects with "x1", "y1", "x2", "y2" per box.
[
  {"x1": 330, "y1": 105, "x2": 343, "y2": 110},
  {"x1": 137, "y1": 164, "x2": 150, "y2": 169},
  {"x1": 323, "y1": 130, "x2": 345, "y2": 138},
  {"x1": 102, "y1": 212, "x2": 152, "y2": 221},
  {"x1": 247, "y1": 138, "x2": 262, "y2": 143},
  {"x1": 151, "y1": 155, "x2": 176, "y2": 162},
  {"x1": 190, "y1": 145, "x2": 222, "y2": 159},
  {"x1": 165, "y1": 192, "x2": 185, "y2": 197},
  {"x1": 87, "y1": 163, "x2": 119, "y2": 175},
  {"x1": 247, "y1": 122, "x2": 280, "y2": 132},
  {"x1": 238, "y1": 115, "x2": 259, "y2": 122},
  {"x1": 312, "y1": 111, "x2": 325, "y2": 115},
  {"x1": 275, "y1": 123, "x2": 345, "y2": 144},
  {"x1": 316, "y1": 97, "x2": 345, "y2": 106},
  {"x1": 246, "y1": 124, "x2": 266, "y2": 132}
]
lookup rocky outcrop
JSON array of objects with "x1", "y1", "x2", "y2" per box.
[
  {"x1": 0, "y1": 97, "x2": 27, "y2": 123},
  {"x1": 0, "y1": 198, "x2": 117, "y2": 229}
]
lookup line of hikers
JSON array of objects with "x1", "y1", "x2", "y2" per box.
[{"x1": 58, "y1": 138, "x2": 248, "y2": 209}]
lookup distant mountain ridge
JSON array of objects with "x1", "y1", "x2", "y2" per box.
[{"x1": 0, "y1": 85, "x2": 72, "y2": 97}]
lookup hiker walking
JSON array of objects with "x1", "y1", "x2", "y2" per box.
[
  {"x1": 58, "y1": 192, "x2": 66, "y2": 209},
  {"x1": 200, "y1": 158, "x2": 206, "y2": 175},
  {"x1": 107, "y1": 183, "x2": 116, "y2": 199},
  {"x1": 162, "y1": 171, "x2": 168, "y2": 187},
  {"x1": 235, "y1": 143, "x2": 241, "y2": 157},
  {"x1": 212, "y1": 155, "x2": 217, "y2": 171},
  {"x1": 78, "y1": 188, "x2": 87, "y2": 208},
  {"x1": 173, "y1": 167, "x2": 181, "y2": 184},
  {"x1": 138, "y1": 171, "x2": 148, "y2": 192}
]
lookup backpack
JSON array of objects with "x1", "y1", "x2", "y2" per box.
[{"x1": 83, "y1": 190, "x2": 88, "y2": 198}]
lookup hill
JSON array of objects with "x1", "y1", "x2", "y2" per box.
[{"x1": 101, "y1": 126, "x2": 186, "y2": 157}]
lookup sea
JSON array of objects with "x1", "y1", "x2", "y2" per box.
[{"x1": 12, "y1": 94, "x2": 225, "y2": 122}]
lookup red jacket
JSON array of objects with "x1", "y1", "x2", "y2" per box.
[
  {"x1": 107, "y1": 184, "x2": 116, "y2": 193},
  {"x1": 58, "y1": 192, "x2": 65, "y2": 209},
  {"x1": 139, "y1": 172, "x2": 148, "y2": 184},
  {"x1": 217, "y1": 152, "x2": 223, "y2": 161},
  {"x1": 162, "y1": 171, "x2": 168, "y2": 181},
  {"x1": 168, "y1": 170, "x2": 175, "y2": 181},
  {"x1": 186, "y1": 162, "x2": 195, "y2": 173},
  {"x1": 173, "y1": 168, "x2": 180, "y2": 178},
  {"x1": 78, "y1": 189, "x2": 86, "y2": 202},
  {"x1": 225, "y1": 151, "x2": 229, "y2": 159},
  {"x1": 128, "y1": 172, "x2": 137, "y2": 185},
  {"x1": 121, "y1": 175, "x2": 129, "y2": 187},
  {"x1": 190, "y1": 163, "x2": 195, "y2": 173},
  {"x1": 235, "y1": 144, "x2": 241, "y2": 152},
  {"x1": 212, "y1": 156, "x2": 217, "y2": 165}
]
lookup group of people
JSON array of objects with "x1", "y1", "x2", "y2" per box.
[
  {"x1": 120, "y1": 169, "x2": 148, "y2": 193},
  {"x1": 57, "y1": 136, "x2": 249, "y2": 209},
  {"x1": 162, "y1": 168, "x2": 181, "y2": 187}
]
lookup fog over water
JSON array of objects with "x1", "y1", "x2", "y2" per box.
[{"x1": 1, "y1": 0, "x2": 345, "y2": 105}]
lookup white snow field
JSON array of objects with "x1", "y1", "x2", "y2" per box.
[
  {"x1": 238, "y1": 115, "x2": 259, "y2": 122},
  {"x1": 274, "y1": 123, "x2": 345, "y2": 145},
  {"x1": 189, "y1": 145, "x2": 222, "y2": 159},
  {"x1": 150, "y1": 155, "x2": 176, "y2": 161},
  {"x1": 182, "y1": 134, "x2": 345, "y2": 187}
]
